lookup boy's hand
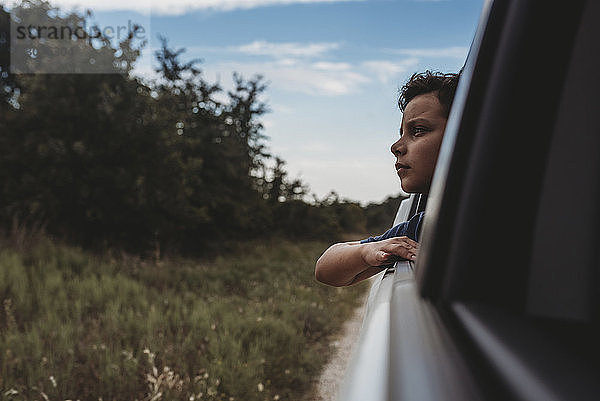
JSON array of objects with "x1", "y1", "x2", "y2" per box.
[{"x1": 361, "y1": 236, "x2": 419, "y2": 267}]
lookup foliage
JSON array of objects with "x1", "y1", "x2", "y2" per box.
[
  {"x1": 363, "y1": 194, "x2": 408, "y2": 233},
  {"x1": 0, "y1": 1, "x2": 401, "y2": 255},
  {"x1": 0, "y1": 2, "x2": 401, "y2": 399},
  {"x1": 0, "y1": 237, "x2": 368, "y2": 400}
]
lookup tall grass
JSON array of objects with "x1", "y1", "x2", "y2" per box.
[{"x1": 0, "y1": 237, "x2": 368, "y2": 400}]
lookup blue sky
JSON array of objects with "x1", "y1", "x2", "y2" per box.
[{"x1": 39, "y1": 0, "x2": 484, "y2": 204}]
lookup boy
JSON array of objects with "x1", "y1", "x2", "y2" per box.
[{"x1": 315, "y1": 71, "x2": 460, "y2": 286}]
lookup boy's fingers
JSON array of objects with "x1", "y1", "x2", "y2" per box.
[
  {"x1": 386, "y1": 236, "x2": 418, "y2": 248},
  {"x1": 401, "y1": 238, "x2": 419, "y2": 248},
  {"x1": 384, "y1": 241, "x2": 417, "y2": 253},
  {"x1": 383, "y1": 243, "x2": 419, "y2": 259},
  {"x1": 365, "y1": 238, "x2": 419, "y2": 265}
]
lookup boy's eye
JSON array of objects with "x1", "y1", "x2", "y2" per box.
[{"x1": 412, "y1": 126, "x2": 429, "y2": 136}]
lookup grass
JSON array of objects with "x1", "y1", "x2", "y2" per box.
[{"x1": 0, "y1": 237, "x2": 369, "y2": 401}]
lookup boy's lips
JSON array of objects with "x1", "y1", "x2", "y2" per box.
[
  {"x1": 395, "y1": 162, "x2": 410, "y2": 172},
  {"x1": 395, "y1": 162, "x2": 411, "y2": 177}
]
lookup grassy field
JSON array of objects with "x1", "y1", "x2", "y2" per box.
[{"x1": 0, "y1": 238, "x2": 369, "y2": 401}]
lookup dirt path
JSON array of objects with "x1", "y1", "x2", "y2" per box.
[{"x1": 308, "y1": 297, "x2": 367, "y2": 401}]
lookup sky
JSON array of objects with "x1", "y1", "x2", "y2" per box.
[{"x1": 15, "y1": 0, "x2": 484, "y2": 204}]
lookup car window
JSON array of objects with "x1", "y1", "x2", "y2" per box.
[{"x1": 526, "y1": 0, "x2": 600, "y2": 323}]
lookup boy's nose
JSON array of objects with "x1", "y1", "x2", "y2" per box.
[{"x1": 390, "y1": 138, "x2": 405, "y2": 156}]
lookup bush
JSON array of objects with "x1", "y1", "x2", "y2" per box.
[{"x1": 0, "y1": 238, "x2": 368, "y2": 400}]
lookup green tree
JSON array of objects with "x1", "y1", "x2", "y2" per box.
[{"x1": 0, "y1": 0, "x2": 395, "y2": 254}]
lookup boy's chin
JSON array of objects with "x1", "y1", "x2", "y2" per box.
[
  {"x1": 400, "y1": 183, "x2": 418, "y2": 194},
  {"x1": 400, "y1": 182, "x2": 428, "y2": 194}
]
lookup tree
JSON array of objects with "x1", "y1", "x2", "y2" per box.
[{"x1": 0, "y1": 0, "x2": 388, "y2": 254}]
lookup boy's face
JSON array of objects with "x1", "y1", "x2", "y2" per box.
[{"x1": 390, "y1": 92, "x2": 448, "y2": 193}]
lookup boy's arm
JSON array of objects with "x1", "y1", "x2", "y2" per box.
[{"x1": 315, "y1": 237, "x2": 419, "y2": 287}]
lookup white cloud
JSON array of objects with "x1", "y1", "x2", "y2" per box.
[
  {"x1": 388, "y1": 46, "x2": 469, "y2": 59},
  {"x1": 275, "y1": 58, "x2": 301, "y2": 67},
  {"x1": 26, "y1": 0, "x2": 361, "y2": 16},
  {"x1": 269, "y1": 65, "x2": 362, "y2": 96},
  {"x1": 362, "y1": 58, "x2": 419, "y2": 83},
  {"x1": 208, "y1": 60, "x2": 370, "y2": 96},
  {"x1": 235, "y1": 41, "x2": 341, "y2": 58},
  {"x1": 138, "y1": 39, "x2": 427, "y2": 97},
  {"x1": 196, "y1": 41, "x2": 373, "y2": 96},
  {"x1": 133, "y1": 40, "x2": 374, "y2": 96},
  {"x1": 198, "y1": 41, "x2": 432, "y2": 95},
  {"x1": 311, "y1": 61, "x2": 351, "y2": 71},
  {"x1": 270, "y1": 104, "x2": 294, "y2": 114},
  {"x1": 154, "y1": 0, "x2": 362, "y2": 14}
]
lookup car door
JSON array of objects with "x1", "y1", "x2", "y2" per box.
[{"x1": 338, "y1": 0, "x2": 600, "y2": 400}]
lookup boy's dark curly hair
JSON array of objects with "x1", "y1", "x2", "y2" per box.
[{"x1": 398, "y1": 70, "x2": 461, "y2": 118}]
